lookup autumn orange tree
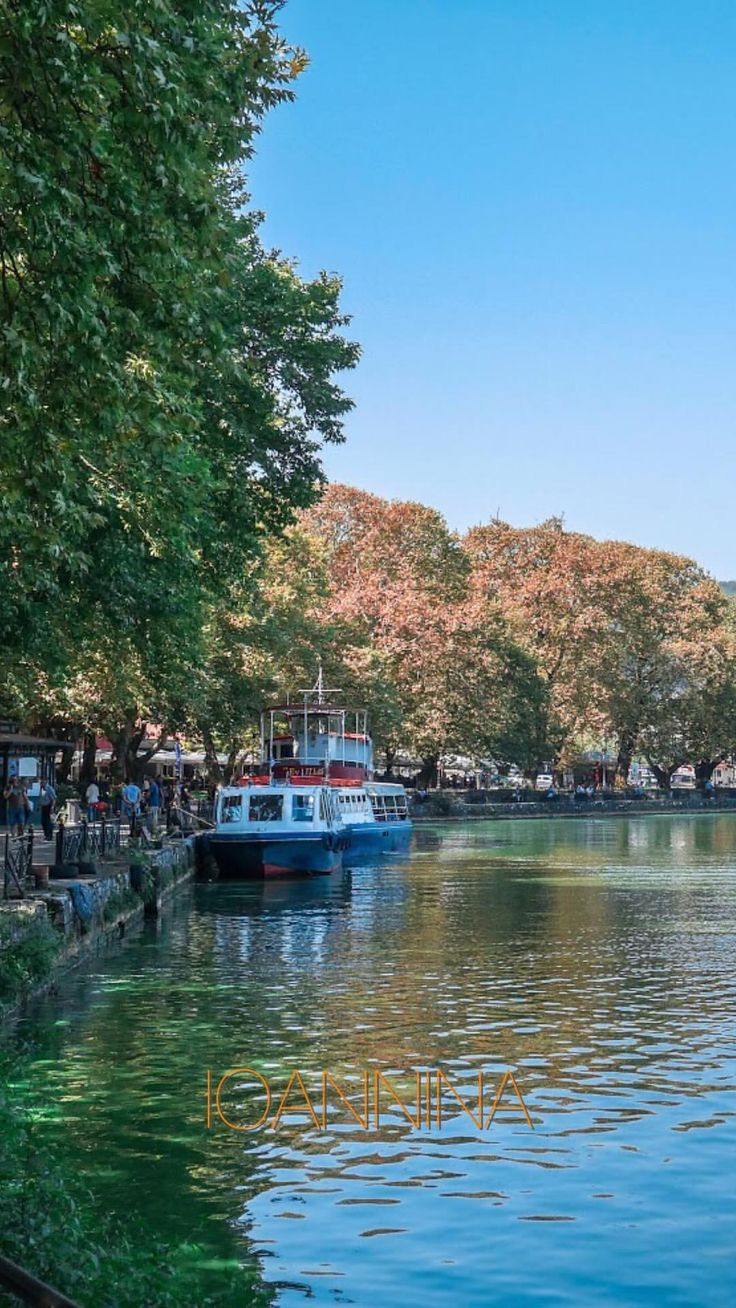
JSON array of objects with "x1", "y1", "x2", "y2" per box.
[
  {"x1": 188, "y1": 495, "x2": 736, "y2": 789},
  {"x1": 52, "y1": 479, "x2": 734, "y2": 788},
  {"x1": 464, "y1": 517, "x2": 613, "y2": 765},
  {"x1": 588, "y1": 544, "x2": 736, "y2": 785},
  {"x1": 300, "y1": 485, "x2": 548, "y2": 782},
  {"x1": 465, "y1": 516, "x2": 736, "y2": 786}
]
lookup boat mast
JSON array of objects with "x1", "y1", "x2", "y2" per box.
[{"x1": 298, "y1": 661, "x2": 342, "y2": 774}]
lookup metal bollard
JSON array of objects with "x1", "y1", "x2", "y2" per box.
[{"x1": 55, "y1": 818, "x2": 64, "y2": 866}]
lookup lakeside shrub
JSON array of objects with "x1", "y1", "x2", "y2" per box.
[
  {"x1": 0, "y1": 1052, "x2": 265, "y2": 1307},
  {"x1": 0, "y1": 920, "x2": 60, "y2": 1007},
  {"x1": 101, "y1": 888, "x2": 140, "y2": 925}
]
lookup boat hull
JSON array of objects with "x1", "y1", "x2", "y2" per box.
[
  {"x1": 342, "y1": 820, "x2": 412, "y2": 865},
  {"x1": 205, "y1": 832, "x2": 343, "y2": 880}
]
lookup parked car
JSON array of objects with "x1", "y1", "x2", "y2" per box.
[
  {"x1": 671, "y1": 769, "x2": 696, "y2": 790},
  {"x1": 535, "y1": 773, "x2": 554, "y2": 792}
]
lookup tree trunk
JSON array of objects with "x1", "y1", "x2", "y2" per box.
[
  {"x1": 648, "y1": 761, "x2": 679, "y2": 790},
  {"x1": 224, "y1": 740, "x2": 240, "y2": 785},
  {"x1": 616, "y1": 730, "x2": 637, "y2": 785},
  {"x1": 110, "y1": 724, "x2": 131, "y2": 782},
  {"x1": 695, "y1": 758, "x2": 720, "y2": 789},
  {"x1": 384, "y1": 746, "x2": 396, "y2": 778},
  {"x1": 203, "y1": 729, "x2": 223, "y2": 783},
  {"x1": 79, "y1": 729, "x2": 97, "y2": 788},
  {"x1": 133, "y1": 725, "x2": 168, "y2": 784},
  {"x1": 111, "y1": 719, "x2": 156, "y2": 782},
  {"x1": 57, "y1": 743, "x2": 76, "y2": 783},
  {"x1": 125, "y1": 726, "x2": 147, "y2": 783},
  {"x1": 418, "y1": 755, "x2": 439, "y2": 789}
]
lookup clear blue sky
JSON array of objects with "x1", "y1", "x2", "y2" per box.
[{"x1": 249, "y1": 0, "x2": 736, "y2": 577}]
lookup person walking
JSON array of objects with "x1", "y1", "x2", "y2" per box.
[
  {"x1": 85, "y1": 778, "x2": 100, "y2": 823},
  {"x1": 147, "y1": 776, "x2": 161, "y2": 834},
  {"x1": 39, "y1": 779, "x2": 56, "y2": 841},
  {"x1": 179, "y1": 784, "x2": 193, "y2": 833},
  {"x1": 4, "y1": 776, "x2": 26, "y2": 835},
  {"x1": 159, "y1": 779, "x2": 171, "y2": 830}
]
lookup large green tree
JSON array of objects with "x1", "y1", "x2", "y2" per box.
[{"x1": 0, "y1": 0, "x2": 357, "y2": 734}]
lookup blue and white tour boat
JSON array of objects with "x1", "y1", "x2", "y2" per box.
[{"x1": 206, "y1": 670, "x2": 412, "y2": 879}]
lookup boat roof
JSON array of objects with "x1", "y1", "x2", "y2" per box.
[
  {"x1": 272, "y1": 731, "x2": 369, "y2": 740},
  {"x1": 220, "y1": 780, "x2": 326, "y2": 794},
  {"x1": 267, "y1": 702, "x2": 357, "y2": 713}
]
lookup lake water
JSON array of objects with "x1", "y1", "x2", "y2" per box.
[{"x1": 6, "y1": 814, "x2": 736, "y2": 1306}]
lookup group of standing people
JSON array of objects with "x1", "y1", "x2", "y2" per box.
[
  {"x1": 87, "y1": 775, "x2": 195, "y2": 833},
  {"x1": 3, "y1": 776, "x2": 57, "y2": 839},
  {"x1": 4, "y1": 772, "x2": 198, "y2": 841}
]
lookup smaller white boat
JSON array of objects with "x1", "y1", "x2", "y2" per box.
[{"x1": 333, "y1": 781, "x2": 412, "y2": 859}]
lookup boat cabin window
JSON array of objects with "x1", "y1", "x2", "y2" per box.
[
  {"x1": 248, "y1": 794, "x2": 283, "y2": 823},
  {"x1": 369, "y1": 794, "x2": 385, "y2": 820},
  {"x1": 317, "y1": 791, "x2": 339, "y2": 824},
  {"x1": 221, "y1": 795, "x2": 243, "y2": 823},
  {"x1": 368, "y1": 790, "x2": 407, "y2": 821},
  {"x1": 291, "y1": 793, "x2": 314, "y2": 823}
]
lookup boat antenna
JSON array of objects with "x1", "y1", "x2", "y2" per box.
[{"x1": 299, "y1": 660, "x2": 341, "y2": 705}]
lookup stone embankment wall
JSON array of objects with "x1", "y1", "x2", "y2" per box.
[
  {"x1": 0, "y1": 836, "x2": 199, "y2": 1018},
  {"x1": 412, "y1": 792, "x2": 736, "y2": 821}
]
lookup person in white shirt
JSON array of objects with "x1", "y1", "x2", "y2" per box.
[{"x1": 85, "y1": 779, "x2": 100, "y2": 823}]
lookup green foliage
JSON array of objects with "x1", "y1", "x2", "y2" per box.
[
  {"x1": 100, "y1": 886, "x2": 139, "y2": 923},
  {"x1": 0, "y1": 918, "x2": 60, "y2": 1006},
  {"x1": 54, "y1": 781, "x2": 81, "y2": 805},
  {"x1": 0, "y1": 1052, "x2": 265, "y2": 1307},
  {"x1": 139, "y1": 865, "x2": 157, "y2": 906},
  {"x1": 0, "y1": 0, "x2": 357, "y2": 741}
]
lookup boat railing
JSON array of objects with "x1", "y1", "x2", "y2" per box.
[{"x1": 169, "y1": 803, "x2": 216, "y2": 831}]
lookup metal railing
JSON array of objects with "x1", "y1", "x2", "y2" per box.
[
  {"x1": 54, "y1": 816, "x2": 122, "y2": 867},
  {"x1": 3, "y1": 829, "x2": 34, "y2": 899},
  {"x1": 0, "y1": 1252, "x2": 81, "y2": 1307}
]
